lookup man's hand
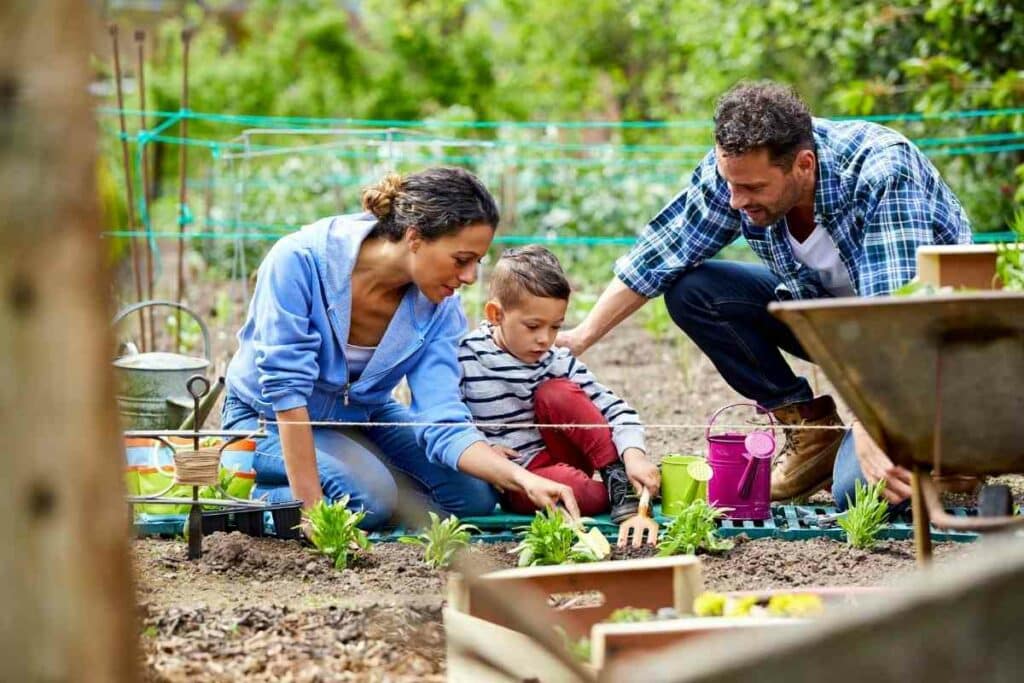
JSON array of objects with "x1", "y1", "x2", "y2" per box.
[
  {"x1": 555, "y1": 327, "x2": 589, "y2": 357},
  {"x1": 852, "y1": 420, "x2": 912, "y2": 505},
  {"x1": 622, "y1": 448, "x2": 661, "y2": 496},
  {"x1": 516, "y1": 469, "x2": 580, "y2": 519}
]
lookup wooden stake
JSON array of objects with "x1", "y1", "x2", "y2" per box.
[
  {"x1": 109, "y1": 23, "x2": 147, "y2": 348},
  {"x1": 0, "y1": 1, "x2": 136, "y2": 680}
]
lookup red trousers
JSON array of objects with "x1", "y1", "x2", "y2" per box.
[{"x1": 501, "y1": 378, "x2": 619, "y2": 516}]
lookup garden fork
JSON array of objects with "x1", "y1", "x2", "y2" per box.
[{"x1": 617, "y1": 488, "x2": 659, "y2": 548}]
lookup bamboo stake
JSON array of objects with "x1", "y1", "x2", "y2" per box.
[
  {"x1": 109, "y1": 23, "x2": 146, "y2": 347},
  {"x1": 135, "y1": 28, "x2": 155, "y2": 351},
  {"x1": 175, "y1": 27, "x2": 193, "y2": 351}
]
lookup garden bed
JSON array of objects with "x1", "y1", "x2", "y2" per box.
[{"x1": 134, "y1": 315, "x2": 1008, "y2": 681}]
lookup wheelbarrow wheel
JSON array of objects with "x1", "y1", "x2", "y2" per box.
[{"x1": 978, "y1": 484, "x2": 1013, "y2": 518}]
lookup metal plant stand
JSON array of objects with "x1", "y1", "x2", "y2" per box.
[{"x1": 125, "y1": 375, "x2": 299, "y2": 559}]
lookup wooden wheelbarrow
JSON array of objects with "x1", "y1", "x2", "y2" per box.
[{"x1": 770, "y1": 292, "x2": 1024, "y2": 563}]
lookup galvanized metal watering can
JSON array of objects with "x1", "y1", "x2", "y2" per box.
[{"x1": 113, "y1": 300, "x2": 211, "y2": 430}]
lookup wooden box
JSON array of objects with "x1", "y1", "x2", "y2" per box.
[{"x1": 916, "y1": 244, "x2": 1000, "y2": 290}]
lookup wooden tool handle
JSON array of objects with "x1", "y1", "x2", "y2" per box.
[{"x1": 638, "y1": 487, "x2": 651, "y2": 518}]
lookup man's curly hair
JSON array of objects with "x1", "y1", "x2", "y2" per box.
[{"x1": 714, "y1": 81, "x2": 814, "y2": 168}]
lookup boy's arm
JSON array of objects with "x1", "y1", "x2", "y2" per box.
[
  {"x1": 558, "y1": 351, "x2": 660, "y2": 493},
  {"x1": 557, "y1": 350, "x2": 645, "y2": 455}
]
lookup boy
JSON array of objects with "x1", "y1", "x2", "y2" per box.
[{"x1": 459, "y1": 245, "x2": 660, "y2": 522}]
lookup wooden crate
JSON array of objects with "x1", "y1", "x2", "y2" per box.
[
  {"x1": 446, "y1": 556, "x2": 702, "y2": 682},
  {"x1": 449, "y1": 556, "x2": 703, "y2": 639},
  {"x1": 590, "y1": 617, "x2": 805, "y2": 671},
  {"x1": 590, "y1": 586, "x2": 886, "y2": 671},
  {"x1": 916, "y1": 244, "x2": 1001, "y2": 289}
]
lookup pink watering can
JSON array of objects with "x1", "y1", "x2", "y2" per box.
[{"x1": 705, "y1": 403, "x2": 776, "y2": 520}]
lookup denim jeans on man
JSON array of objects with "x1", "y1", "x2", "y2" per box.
[
  {"x1": 222, "y1": 393, "x2": 498, "y2": 529},
  {"x1": 661, "y1": 260, "x2": 878, "y2": 510}
]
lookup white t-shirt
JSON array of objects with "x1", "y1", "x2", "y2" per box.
[{"x1": 785, "y1": 224, "x2": 856, "y2": 297}]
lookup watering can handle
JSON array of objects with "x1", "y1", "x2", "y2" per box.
[
  {"x1": 112, "y1": 299, "x2": 212, "y2": 362},
  {"x1": 705, "y1": 402, "x2": 776, "y2": 441}
]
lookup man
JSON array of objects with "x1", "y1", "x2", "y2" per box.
[{"x1": 558, "y1": 81, "x2": 971, "y2": 508}]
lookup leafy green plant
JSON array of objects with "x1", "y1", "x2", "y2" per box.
[
  {"x1": 303, "y1": 496, "x2": 371, "y2": 570},
  {"x1": 398, "y1": 512, "x2": 479, "y2": 569},
  {"x1": 996, "y1": 210, "x2": 1024, "y2": 290},
  {"x1": 513, "y1": 508, "x2": 605, "y2": 567},
  {"x1": 554, "y1": 626, "x2": 591, "y2": 664},
  {"x1": 656, "y1": 500, "x2": 733, "y2": 557},
  {"x1": 838, "y1": 480, "x2": 889, "y2": 550},
  {"x1": 607, "y1": 607, "x2": 654, "y2": 623}
]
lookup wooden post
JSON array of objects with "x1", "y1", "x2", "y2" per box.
[{"x1": 0, "y1": 3, "x2": 137, "y2": 681}]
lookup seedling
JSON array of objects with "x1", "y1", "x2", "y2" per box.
[
  {"x1": 838, "y1": 479, "x2": 888, "y2": 550},
  {"x1": 607, "y1": 607, "x2": 654, "y2": 623},
  {"x1": 995, "y1": 210, "x2": 1024, "y2": 290},
  {"x1": 303, "y1": 496, "x2": 370, "y2": 570},
  {"x1": 398, "y1": 512, "x2": 479, "y2": 569},
  {"x1": 656, "y1": 499, "x2": 733, "y2": 557},
  {"x1": 555, "y1": 626, "x2": 591, "y2": 663},
  {"x1": 513, "y1": 508, "x2": 607, "y2": 567},
  {"x1": 693, "y1": 591, "x2": 824, "y2": 617}
]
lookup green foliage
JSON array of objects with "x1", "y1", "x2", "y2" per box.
[
  {"x1": 555, "y1": 626, "x2": 592, "y2": 664},
  {"x1": 657, "y1": 500, "x2": 734, "y2": 557},
  {"x1": 303, "y1": 497, "x2": 371, "y2": 570},
  {"x1": 607, "y1": 607, "x2": 654, "y2": 623},
  {"x1": 838, "y1": 480, "x2": 889, "y2": 550},
  {"x1": 103, "y1": 0, "x2": 1024, "y2": 288},
  {"x1": 398, "y1": 512, "x2": 479, "y2": 569},
  {"x1": 996, "y1": 211, "x2": 1024, "y2": 290},
  {"x1": 513, "y1": 508, "x2": 604, "y2": 567}
]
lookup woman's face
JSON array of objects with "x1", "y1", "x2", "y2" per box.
[{"x1": 407, "y1": 222, "x2": 495, "y2": 303}]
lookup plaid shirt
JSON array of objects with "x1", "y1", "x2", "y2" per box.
[{"x1": 614, "y1": 118, "x2": 972, "y2": 299}]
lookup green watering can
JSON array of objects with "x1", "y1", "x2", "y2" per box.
[
  {"x1": 660, "y1": 454, "x2": 714, "y2": 516},
  {"x1": 112, "y1": 300, "x2": 213, "y2": 430}
]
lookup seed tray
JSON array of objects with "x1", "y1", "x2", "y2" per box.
[{"x1": 133, "y1": 501, "x2": 302, "y2": 540}]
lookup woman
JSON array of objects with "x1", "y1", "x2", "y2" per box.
[{"x1": 222, "y1": 167, "x2": 578, "y2": 529}]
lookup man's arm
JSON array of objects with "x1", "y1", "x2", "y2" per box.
[
  {"x1": 560, "y1": 151, "x2": 740, "y2": 354},
  {"x1": 557, "y1": 277, "x2": 648, "y2": 356}
]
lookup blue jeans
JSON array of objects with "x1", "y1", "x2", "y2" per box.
[
  {"x1": 663, "y1": 261, "x2": 815, "y2": 411},
  {"x1": 663, "y1": 261, "x2": 904, "y2": 514},
  {"x1": 221, "y1": 393, "x2": 498, "y2": 529},
  {"x1": 832, "y1": 429, "x2": 910, "y2": 515}
]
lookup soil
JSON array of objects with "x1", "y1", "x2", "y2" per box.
[{"x1": 133, "y1": 302, "x2": 1017, "y2": 681}]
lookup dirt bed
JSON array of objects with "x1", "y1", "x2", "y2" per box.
[{"x1": 135, "y1": 316, "x2": 1007, "y2": 681}]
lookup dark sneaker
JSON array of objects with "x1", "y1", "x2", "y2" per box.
[
  {"x1": 601, "y1": 461, "x2": 639, "y2": 523},
  {"x1": 770, "y1": 395, "x2": 844, "y2": 501}
]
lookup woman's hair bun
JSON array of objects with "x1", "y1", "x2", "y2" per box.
[{"x1": 361, "y1": 172, "x2": 403, "y2": 219}]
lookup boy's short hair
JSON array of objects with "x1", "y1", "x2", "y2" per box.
[{"x1": 489, "y1": 245, "x2": 571, "y2": 309}]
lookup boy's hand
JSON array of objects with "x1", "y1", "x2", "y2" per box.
[{"x1": 623, "y1": 448, "x2": 660, "y2": 496}]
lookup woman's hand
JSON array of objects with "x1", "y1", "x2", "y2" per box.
[
  {"x1": 492, "y1": 444, "x2": 521, "y2": 460},
  {"x1": 622, "y1": 448, "x2": 661, "y2": 495},
  {"x1": 515, "y1": 469, "x2": 580, "y2": 519},
  {"x1": 852, "y1": 420, "x2": 912, "y2": 505}
]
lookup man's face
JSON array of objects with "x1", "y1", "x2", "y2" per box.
[{"x1": 715, "y1": 147, "x2": 810, "y2": 226}]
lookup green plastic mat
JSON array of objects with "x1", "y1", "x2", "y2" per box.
[{"x1": 135, "y1": 504, "x2": 983, "y2": 544}]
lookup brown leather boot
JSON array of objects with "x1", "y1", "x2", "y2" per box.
[{"x1": 770, "y1": 395, "x2": 845, "y2": 501}]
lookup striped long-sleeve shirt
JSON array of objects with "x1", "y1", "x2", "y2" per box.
[{"x1": 458, "y1": 322, "x2": 646, "y2": 468}]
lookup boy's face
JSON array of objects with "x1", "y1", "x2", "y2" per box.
[{"x1": 486, "y1": 294, "x2": 569, "y2": 363}]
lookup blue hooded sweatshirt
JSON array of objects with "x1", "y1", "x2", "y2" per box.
[{"x1": 225, "y1": 213, "x2": 486, "y2": 470}]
